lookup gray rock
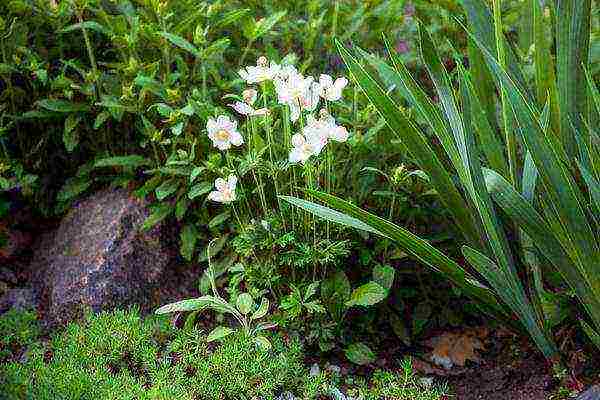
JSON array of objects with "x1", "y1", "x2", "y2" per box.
[
  {"x1": 31, "y1": 187, "x2": 170, "y2": 325},
  {"x1": 577, "y1": 385, "x2": 600, "y2": 400},
  {"x1": 0, "y1": 288, "x2": 38, "y2": 313}
]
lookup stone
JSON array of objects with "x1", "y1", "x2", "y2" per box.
[
  {"x1": 0, "y1": 288, "x2": 38, "y2": 313},
  {"x1": 31, "y1": 187, "x2": 169, "y2": 325},
  {"x1": 577, "y1": 385, "x2": 600, "y2": 400}
]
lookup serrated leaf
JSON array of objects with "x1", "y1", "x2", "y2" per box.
[
  {"x1": 345, "y1": 342, "x2": 376, "y2": 365},
  {"x1": 346, "y1": 282, "x2": 387, "y2": 308}
]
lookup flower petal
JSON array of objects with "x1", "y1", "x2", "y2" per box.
[
  {"x1": 229, "y1": 130, "x2": 244, "y2": 146},
  {"x1": 208, "y1": 190, "x2": 224, "y2": 203}
]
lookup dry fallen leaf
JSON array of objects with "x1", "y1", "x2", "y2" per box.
[{"x1": 426, "y1": 330, "x2": 486, "y2": 369}]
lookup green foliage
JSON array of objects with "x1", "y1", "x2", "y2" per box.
[
  {"x1": 156, "y1": 239, "x2": 277, "y2": 350},
  {"x1": 284, "y1": 0, "x2": 600, "y2": 363},
  {"x1": 0, "y1": 308, "x2": 302, "y2": 400},
  {"x1": 0, "y1": 309, "x2": 40, "y2": 361},
  {"x1": 0, "y1": 309, "x2": 446, "y2": 400}
]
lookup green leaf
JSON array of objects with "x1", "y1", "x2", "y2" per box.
[
  {"x1": 159, "y1": 31, "x2": 201, "y2": 57},
  {"x1": 337, "y1": 40, "x2": 482, "y2": 246},
  {"x1": 345, "y1": 343, "x2": 376, "y2": 365},
  {"x1": 373, "y1": 264, "x2": 395, "y2": 291},
  {"x1": 57, "y1": 176, "x2": 92, "y2": 203},
  {"x1": 188, "y1": 181, "x2": 212, "y2": 200},
  {"x1": 94, "y1": 155, "x2": 150, "y2": 169},
  {"x1": 216, "y1": 9, "x2": 250, "y2": 28},
  {"x1": 155, "y1": 179, "x2": 180, "y2": 201},
  {"x1": 155, "y1": 296, "x2": 221, "y2": 314},
  {"x1": 346, "y1": 282, "x2": 387, "y2": 308},
  {"x1": 63, "y1": 114, "x2": 81, "y2": 152},
  {"x1": 208, "y1": 211, "x2": 231, "y2": 229},
  {"x1": 280, "y1": 192, "x2": 506, "y2": 319},
  {"x1": 249, "y1": 11, "x2": 287, "y2": 40},
  {"x1": 60, "y1": 21, "x2": 110, "y2": 36},
  {"x1": 38, "y1": 99, "x2": 90, "y2": 113},
  {"x1": 142, "y1": 203, "x2": 172, "y2": 231},
  {"x1": 556, "y1": 0, "x2": 592, "y2": 157},
  {"x1": 236, "y1": 293, "x2": 254, "y2": 315},
  {"x1": 581, "y1": 319, "x2": 600, "y2": 351},
  {"x1": 93, "y1": 111, "x2": 110, "y2": 130},
  {"x1": 180, "y1": 224, "x2": 198, "y2": 262},
  {"x1": 251, "y1": 298, "x2": 269, "y2": 320},
  {"x1": 462, "y1": 245, "x2": 558, "y2": 358},
  {"x1": 254, "y1": 335, "x2": 272, "y2": 351},
  {"x1": 207, "y1": 326, "x2": 234, "y2": 342}
]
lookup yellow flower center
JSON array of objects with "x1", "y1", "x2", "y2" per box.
[{"x1": 215, "y1": 129, "x2": 230, "y2": 141}]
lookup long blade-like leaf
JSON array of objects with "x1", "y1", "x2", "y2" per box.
[
  {"x1": 280, "y1": 192, "x2": 508, "y2": 320},
  {"x1": 336, "y1": 40, "x2": 482, "y2": 247}
]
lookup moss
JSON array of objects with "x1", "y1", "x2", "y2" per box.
[
  {"x1": 0, "y1": 308, "x2": 306, "y2": 400},
  {"x1": 0, "y1": 309, "x2": 448, "y2": 399},
  {"x1": 0, "y1": 309, "x2": 40, "y2": 361}
]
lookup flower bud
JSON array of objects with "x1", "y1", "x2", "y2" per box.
[
  {"x1": 257, "y1": 56, "x2": 268, "y2": 68},
  {"x1": 242, "y1": 89, "x2": 257, "y2": 105}
]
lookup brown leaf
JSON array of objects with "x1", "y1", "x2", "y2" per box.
[{"x1": 427, "y1": 331, "x2": 486, "y2": 369}]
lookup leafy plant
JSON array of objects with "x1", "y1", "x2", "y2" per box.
[
  {"x1": 283, "y1": 0, "x2": 600, "y2": 364},
  {"x1": 156, "y1": 239, "x2": 277, "y2": 350}
]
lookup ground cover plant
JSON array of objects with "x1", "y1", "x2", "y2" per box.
[
  {"x1": 1, "y1": 0, "x2": 600, "y2": 398},
  {"x1": 0, "y1": 308, "x2": 449, "y2": 400}
]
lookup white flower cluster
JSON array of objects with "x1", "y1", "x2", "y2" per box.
[
  {"x1": 237, "y1": 56, "x2": 349, "y2": 164},
  {"x1": 205, "y1": 56, "x2": 350, "y2": 203}
]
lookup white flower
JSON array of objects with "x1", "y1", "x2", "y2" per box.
[
  {"x1": 274, "y1": 67, "x2": 320, "y2": 122},
  {"x1": 228, "y1": 88, "x2": 269, "y2": 116},
  {"x1": 206, "y1": 115, "x2": 243, "y2": 151},
  {"x1": 238, "y1": 56, "x2": 281, "y2": 84},
  {"x1": 228, "y1": 102, "x2": 269, "y2": 117},
  {"x1": 288, "y1": 131, "x2": 326, "y2": 164},
  {"x1": 207, "y1": 175, "x2": 237, "y2": 203},
  {"x1": 318, "y1": 74, "x2": 348, "y2": 101},
  {"x1": 303, "y1": 110, "x2": 349, "y2": 145}
]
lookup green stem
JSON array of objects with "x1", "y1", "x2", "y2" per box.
[
  {"x1": 261, "y1": 84, "x2": 286, "y2": 229},
  {"x1": 283, "y1": 106, "x2": 296, "y2": 231},
  {"x1": 226, "y1": 154, "x2": 252, "y2": 221},
  {"x1": 239, "y1": 40, "x2": 254, "y2": 67},
  {"x1": 249, "y1": 118, "x2": 269, "y2": 216}
]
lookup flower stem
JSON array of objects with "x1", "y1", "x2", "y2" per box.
[
  {"x1": 261, "y1": 84, "x2": 286, "y2": 230},
  {"x1": 249, "y1": 118, "x2": 269, "y2": 217},
  {"x1": 283, "y1": 106, "x2": 296, "y2": 231}
]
